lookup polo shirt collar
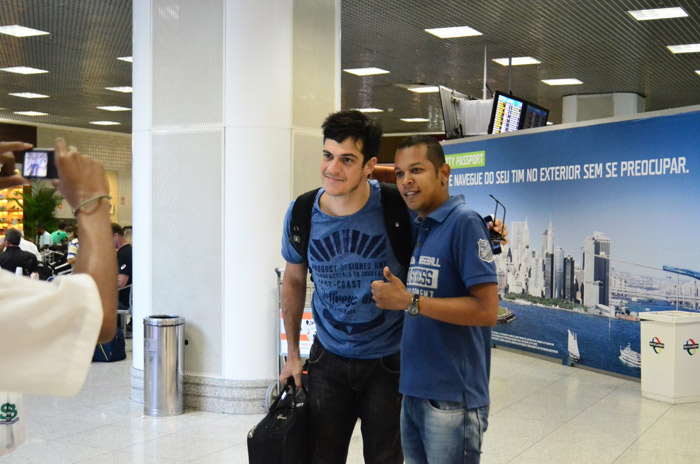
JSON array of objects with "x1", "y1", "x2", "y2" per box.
[{"x1": 414, "y1": 194, "x2": 465, "y2": 226}]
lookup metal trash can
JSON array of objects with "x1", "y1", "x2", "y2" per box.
[{"x1": 144, "y1": 315, "x2": 185, "y2": 416}]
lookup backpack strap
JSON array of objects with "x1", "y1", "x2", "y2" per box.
[
  {"x1": 378, "y1": 182, "x2": 413, "y2": 272},
  {"x1": 289, "y1": 187, "x2": 321, "y2": 263}
]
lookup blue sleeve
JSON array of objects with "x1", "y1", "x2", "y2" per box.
[
  {"x1": 454, "y1": 210, "x2": 498, "y2": 289},
  {"x1": 281, "y1": 202, "x2": 305, "y2": 264}
]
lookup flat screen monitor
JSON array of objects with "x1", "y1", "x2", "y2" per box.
[
  {"x1": 520, "y1": 101, "x2": 549, "y2": 129},
  {"x1": 488, "y1": 91, "x2": 525, "y2": 134},
  {"x1": 439, "y1": 85, "x2": 468, "y2": 139}
]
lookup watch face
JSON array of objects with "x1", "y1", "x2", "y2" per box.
[{"x1": 407, "y1": 295, "x2": 420, "y2": 316}]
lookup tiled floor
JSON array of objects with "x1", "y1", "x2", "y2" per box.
[{"x1": 2, "y1": 344, "x2": 699, "y2": 463}]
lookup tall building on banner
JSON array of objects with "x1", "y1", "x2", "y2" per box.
[
  {"x1": 563, "y1": 255, "x2": 576, "y2": 302},
  {"x1": 582, "y1": 232, "x2": 611, "y2": 307}
]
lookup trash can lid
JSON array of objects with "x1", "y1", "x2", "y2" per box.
[
  {"x1": 143, "y1": 314, "x2": 185, "y2": 326},
  {"x1": 639, "y1": 310, "x2": 700, "y2": 324}
]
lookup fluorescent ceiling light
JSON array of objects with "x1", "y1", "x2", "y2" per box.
[
  {"x1": 117, "y1": 56, "x2": 133, "y2": 63},
  {"x1": 542, "y1": 78, "x2": 583, "y2": 86},
  {"x1": 628, "y1": 7, "x2": 688, "y2": 21},
  {"x1": 407, "y1": 85, "x2": 440, "y2": 93},
  {"x1": 14, "y1": 111, "x2": 47, "y2": 116},
  {"x1": 667, "y1": 43, "x2": 700, "y2": 54},
  {"x1": 343, "y1": 67, "x2": 390, "y2": 76},
  {"x1": 9, "y1": 92, "x2": 48, "y2": 99},
  {"x1": 0, "y1": 25, "x2": 50, "y2": 37},
  {"x1": 97, "y1": 106, "x2": 131, "y2": 111},
  {"x1": 105, "y1": 86, "x2": 133, "y2": 93},
  {"x1": 425, "y1": 26, "x2": 482, "y2": 38},
  {"x1": 90, "y1": 121, "x2": 121, "y2": 126},
  {"x1": 352, "y1": 108, "x2": 383, "y2": 113},
  {"x1": 493, "y1": 57, "x2": 541, "y2": 66},
  {"x1": 400, "y1": 118, "x2": 430, "y2": 123},
  {"x1": 1, "y1": 66, "x2": 48, "y2": 74}
]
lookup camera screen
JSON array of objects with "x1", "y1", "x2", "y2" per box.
[{"x1": 23, "y1": 151, "x2": 49, "y2": 178}]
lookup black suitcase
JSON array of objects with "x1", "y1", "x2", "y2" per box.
[{"x1": 248, "y1": 378, "x2": 310, "y2": 464}]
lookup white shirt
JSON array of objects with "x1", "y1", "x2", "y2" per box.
[
  {"x1": 38, "y1": 231, "x2": 53, "y2": 248},
  {"x1": 0, "y1": 270, "x2": 102, "y2": 396},
  {"x1": 19, "y1": 238, "x2": 41, "y2": 260}
]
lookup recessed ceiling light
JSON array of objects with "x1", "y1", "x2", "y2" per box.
[
  {"x1": 9, "y1": 92, "x2": 48, "y2": 99},
  {"x1": 97, "y1": 106, "x2": 131, "y2": 111},
  {"x1": 343, "y1": 67, "x2": 390, "y2": 76},
  {"x1": 425, "y1": 26, "x2": 482, "y2": 39},
  {"x1": 352, "y1": 108, "x2": 383, "y2": 113},
  {"x1": 14, "y1": 111, "x2": 48, "y2": 116},
  {"x1": 493, "y1": 57, "x2": 541, "y2": 66},
  {"x1": 407, "y1": 85, "x2": 440, "y2": 93},
  {"x1": 546, "y1": 121, "x2": 554, "y2": 126},
  {"x1": 0, "y1": 25, "x2": 50, "y2": 37},
  {"x1": 105, "y1": 86, "x2": 133, "y2": 93},
  {"x1": 696, "y1": 70, "x2": 700, "y2": 76},
  {"x1": 117, "y1": 56, "x2": 133, "y2": 63},
  {"x1": 90, "y1": 121, "x2": 121, "y2": 126},
  {"x1": 401, "y1": 118, "x2": 430, "y2": 123},
  {"x1": 628, "y1": 7, "x2": 688, "y2": 21},
  {"x1": 667, "y1": 43, "x2": 700, "y2": 54},
  {"x1": 542, "y1": 78, "x2": 583, "y2": 86},
  {"x1": 1, "y1": 66, "x2": 48, "y2": 75}
]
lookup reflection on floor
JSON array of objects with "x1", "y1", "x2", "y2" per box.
[{"x1": 2, "y1": 344, "x2": 699, "y2": 463}]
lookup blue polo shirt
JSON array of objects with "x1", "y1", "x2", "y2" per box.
[
  {"x1": 281, "y1": 180, "x2": 405, "y2": 359},
  {"x1": 400, "y1": 195, "x2": 498, "y2": 408}
]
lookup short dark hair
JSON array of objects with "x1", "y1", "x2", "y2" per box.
[
  {"x1": 5, "y1": 228, "x2": 21, "y2": 246},
  {"x1": 322, "y1": 110, "x2": 382, "y2": 165},
  {"x1": 397, "y1": 135, "x2": 446, "y2": 172},
  {"x1": 111, "y1": 223, "x2": 124, "y2": 236},
  {"x1": 58, "y1": 221, "x2": 66, "y2": 230}
]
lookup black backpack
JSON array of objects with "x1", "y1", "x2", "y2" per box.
[{"x1": 289, "y1": 182, "x2": 412, "y2": 273}]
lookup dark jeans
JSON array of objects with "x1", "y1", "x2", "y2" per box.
[{"x1": 307, "y1": 338, "x2": 403, "y2": 464}]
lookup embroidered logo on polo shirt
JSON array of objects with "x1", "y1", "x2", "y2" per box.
[{"x1": 478, "y1": 239, "x2": 494, "y2": 263}]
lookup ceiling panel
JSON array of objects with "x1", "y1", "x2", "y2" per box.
[{"x1": 0, "y1": 0, "x2": 699, "y2": 136}]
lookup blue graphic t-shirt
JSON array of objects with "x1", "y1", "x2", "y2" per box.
[
  {"x1": 281, "y1": 180, "x2": 405, "y2": 359},
  {"x1": 400, "y1": 195, "x2": 498, "y2": 408}
]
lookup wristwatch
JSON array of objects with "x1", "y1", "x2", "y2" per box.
[{"x1": 406, "y1": 294, "x2": 420, "y2": 316}]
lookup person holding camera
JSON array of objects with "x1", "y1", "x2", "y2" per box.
[{"x1": 0, "y1": 138, "x2": 117, "y2": 396}]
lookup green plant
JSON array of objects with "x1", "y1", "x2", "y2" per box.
[{"x1": 12, "y1": 181, "x2": 63, "y2": 243}]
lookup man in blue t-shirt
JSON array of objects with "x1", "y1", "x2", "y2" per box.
[
  {"x1": 371, "y1": 135, "x2": 499, "y2": 464},
  {"x1": 280, "y1": 110, "x2": 405, "y2": 463}
]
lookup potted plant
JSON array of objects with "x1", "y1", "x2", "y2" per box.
[{"x1": 12, "y1": 181, "x2": 63, "y2": 244}]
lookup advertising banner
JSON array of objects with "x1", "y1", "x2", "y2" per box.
[{"x1": 443, "y1": 107, "x2": 700, "y2": 377}]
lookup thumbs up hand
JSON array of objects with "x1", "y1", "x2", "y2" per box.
[{"x1": 371, "y1": 266, "x2": 413, "y2": 310}]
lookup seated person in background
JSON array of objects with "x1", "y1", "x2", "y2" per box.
[
  {"x1": 112, "y1": 222, "x2": 132, "y2": 309},
  {"x1": 19, "y1": 231, "x2": 41, "y2": 260},
  {"x1": 0, "y1": 138, "x2": 117, "y2": 396},
  {"x1": 51, "y1": 221, "x2": 69, "y2": 245},
  {"x1": 0, "y1": 228, "x2": 39, "y2": 276},
  {"x1": 37, "y1": 223, "x2": 53, "y2": 250},
  {"x1": 67, "y1": 225, "x2": 79, "y2": 265}
]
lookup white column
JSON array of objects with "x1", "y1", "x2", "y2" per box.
[{"x1": 132, "y1": 0, "x2": 337, "y2": 413}]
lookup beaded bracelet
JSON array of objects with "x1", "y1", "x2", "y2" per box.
[{"x1": 72, "y1": 194, "x2": 112, "y2": 216}]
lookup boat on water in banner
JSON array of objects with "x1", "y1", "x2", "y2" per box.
[
  {"x1": 619, "y1": 343, "x2": 641, "y2": 368},
  {"x1": 568, "y1": 329, "x2": 581, "y2": 362}
]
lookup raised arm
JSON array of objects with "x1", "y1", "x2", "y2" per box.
[{"x1": 53, "y1": 138, "x2": 118, "y2": 343}]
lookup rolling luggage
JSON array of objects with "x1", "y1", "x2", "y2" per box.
[{"x1": 248, "y1": 378, "x2": 310, "y2": 464}]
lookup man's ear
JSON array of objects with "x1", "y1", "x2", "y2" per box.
[
  {"x1": 439, "y1": 163, "x2": 451, "y2": 184},
  {"x1": 364, "y1": 156, "x2": 378, "y2": 176}
]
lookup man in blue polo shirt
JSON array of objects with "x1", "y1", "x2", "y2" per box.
[{"x1": 372, "y1": 135, "x2": 499, "y2": 464}]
